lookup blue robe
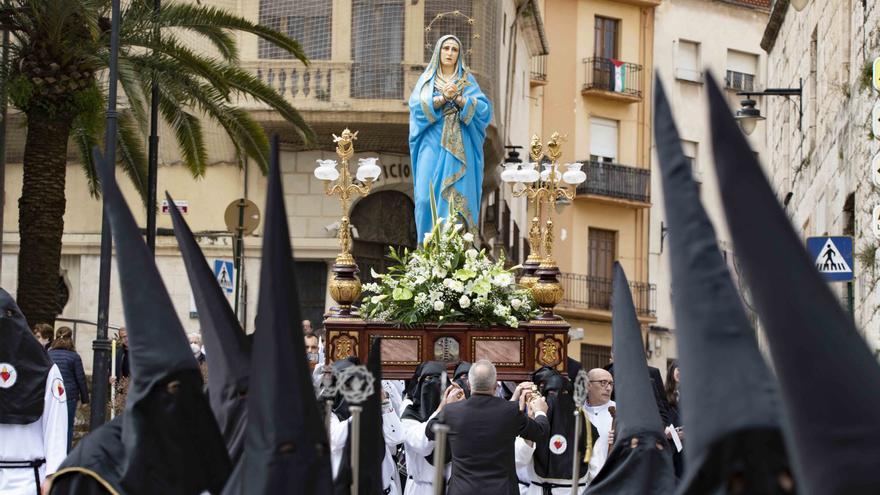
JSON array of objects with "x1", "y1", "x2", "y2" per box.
[{"x1": 408, "y1": 37, "x2": 492, "y2": 241}]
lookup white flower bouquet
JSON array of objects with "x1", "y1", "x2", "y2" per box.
[{"x1": 360, "y1": 203, "x2": 538, "y2": 327}]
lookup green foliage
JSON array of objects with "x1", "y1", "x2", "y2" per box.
[
  {"x1": 859, "y1": 60, "x2": 873, "y2": 92},
  {"x1": 3, "y1": 0, "x2": 315, "y2": 199},
  {"x1": 857, "y1": 244, "x2": 877, "y2": 271}
]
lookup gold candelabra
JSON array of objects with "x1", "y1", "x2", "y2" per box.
[
  {"x1": 314, "y1": 128, "x2": 381, "y2": 317},
  {"x1": 501, "y1": 132, "x2": 584, "y2": 319}
]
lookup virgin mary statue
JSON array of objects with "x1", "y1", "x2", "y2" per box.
[{"x1": 409, "y1": 34, "x2": 492, "y2": 241}]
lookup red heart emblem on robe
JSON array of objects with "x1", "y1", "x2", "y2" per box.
[
  {"x1": 554, "y1": 440, "x2": 563, "y2": 450},
  {"x1": 0, "y1": 369, "x2": 8, "y2": 382},
  {"x1": 57, "y1": 383, "x2": 65, "y2": 396}
]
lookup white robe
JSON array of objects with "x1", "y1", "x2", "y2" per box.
[
  {"x1": 584, "y1": 400, "x2": 615, "y2": 485},
  {"x1": 331, "y1": 407, "x2": 405, "y2": 495},
  {"x1": 400, "y1": 405, "x2": 450, "y2": 495},
  {"x1": 0, "y1": 364, "x2": 68, "y2": 495},
  {"x1": 514, "y1": 437, "x2": 535, "y2": 495}
]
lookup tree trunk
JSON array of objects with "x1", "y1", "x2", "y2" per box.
[{"x1": 17, "y1": 110, "x2": 73, "y2": 327}]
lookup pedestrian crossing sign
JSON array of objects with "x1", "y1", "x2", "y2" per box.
[
  {"x1": 213, "y1": 259, "x2": 235, "y2": 294},
  {"x1": 806, "y1": 236, "x2": 853, "y2": 282}
]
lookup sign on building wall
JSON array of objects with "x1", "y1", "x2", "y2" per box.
[
  {"x1": 161, "y1": 199, "x2": 188, "y2": 214},
  {"x1": 213, "y1": 259, "x2": 235, "y2": 294},
  {"x1": 806, "y1": 236, "x2": 853, "y2": 282}
]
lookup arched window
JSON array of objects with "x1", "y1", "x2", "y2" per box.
[{"x1": 351, "y1": 191, "x2": 417, "y2": 284}]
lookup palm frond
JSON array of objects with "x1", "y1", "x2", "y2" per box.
[
  {"x1": 116, "y1": 111, "x2": 149, "y2": 203},
  {"x1": 71, "y1": 120, "x2": 101, "y2": 198},
  {"x1": 220, "y1": 65, "x2": 316, "y2": 145},
  {"x1": 157, "y1": 86, "x2": 208, "y2": 176},
  {"x1": 124, "y1": 32, "x2": 232, "y2": 94},
  {"x1": 155, "y1": 3, "x2": 307, "y2": 64}
]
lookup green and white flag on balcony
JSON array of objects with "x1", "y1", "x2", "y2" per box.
[{"x1": 611, "y1": 59, "x2": 626, "y2": 92}]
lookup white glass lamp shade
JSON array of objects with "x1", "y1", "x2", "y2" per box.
[
  {"x1": 520, "y1": 162, "x2": 540, "y2": 183},
  {"x1": 501, "y1": 163, "x2": 519, "y2": 183},
  {"x1": 540, "y1": 163, "x2": 560, "y2": 183},
  {"x1": 356, "y1": 157, "x2": 381, "y2": 182},
  {"x1": 314, "y1": 159, "x2": 339, "y2": 181},
  {"x1": 790, "y1": 0, "x2": 808, "y2": 11},
  {"x1": 563, "y1": 163, "x2": 587, "y2": 185}
]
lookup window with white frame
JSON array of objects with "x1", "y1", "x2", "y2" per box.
[
  {"x1": 675, "y1": 40, "x2": 701, "y2": 83},
  {"x1": 726, "y1": 50, "x2": 758, "y2": 92},
  {"x1": 682, "y1": 140, "x2": 699, "y2": 183},
  {"x1": 589, "y1": 117, "x2": 618, "y2": 163}
]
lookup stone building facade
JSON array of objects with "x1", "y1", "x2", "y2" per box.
[{"x1": 761, "y1": 0, "x2": 880, "y2": 353}]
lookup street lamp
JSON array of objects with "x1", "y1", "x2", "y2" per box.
[
  {"x1": 501, "y1": 133, "x2": 586, "y2": 319},
  {"x1": 790, "y1": 0, "x2": 810, "y2": 11},
  {"x1": 734, "y1": 98, "x2": 765, "y2": 136},
  {"x1": 313, "y1": 129, "x2": 381, "y2": 318},
  {"x1": 734, "y1": 78, "x2": 803, "y2": 136}
]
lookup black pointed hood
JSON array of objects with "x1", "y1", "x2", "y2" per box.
[
  {"x1": 168, "y1": 191, "x2": 252, "y2": 465},
  {"x1": 94, "y1": 147, "x2": 231, "y2": 494},
  {"x1": 222, "y1": 136, "x2": 333, "y2": 494},
  {"x1": 334, "y1": 338, "x2": 387, "y2": 495},
  {"x1": 401, "y1": 361, "x2": 445, "y2": 422},
  {"x1": 654, "y1": 76, "x2": 792, "y2": 494},
  {"x1": 707, "y1": 73, "x2": 880, "y2": 495},
  {"x1": 0, "y1": 288, "x2": 51, "y2": 424},
  {"x1": 585, "y1": 263, "x2": 674, "y2": 494}
]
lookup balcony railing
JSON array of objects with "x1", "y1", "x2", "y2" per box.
[
  {"x1": 530, "y1": 55, "x2": 547, "y2": 82},
  {"x1": 725, "y1": 70, "x2": 755, "y2": 92},
  {"x1": 248, "y1": 60, "x2": 338, "y2": 102},
  {"x1": 575, "y1": 160, "x2": 651, "y2": 204},
  {"x1": 582, "y1": 57, "x2": 643, "y2": 98},
  {"x1": 559, "y1": 272, "x2": 656, "y2": 317}
]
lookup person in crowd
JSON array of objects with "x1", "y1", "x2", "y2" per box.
[
  {"x1": 400, "y1": 361, "x2": 451, "y2": 495},
  {"x1": 452, "y1": 361, "x2": 470, "y2": 398},
  {"x1": 47, "y1": 327, "x2": 89, "y2": 452},
  {"x1": 304, "y1": 331, "x2": 323, "y2": 387},
  {"x1": 426, "y1": 360, "x2": 549, "y2": 495},
  {"x1": 302, "y1": 319, "x2": 313, "y2": 335},
  {"x1": 188, "y1": 332, "x2": 205, "y2": 363},
  {"x1": 527, "y1": 370, "x2": 595, "y2": 494},
  {"x1": 110, "y1": 327, "x2": 130, "y2": 383},
  {"x1": 0, "y1": 289, "x2": 67, "y2": 494},
  {"x1": 664, "y1": 361, "x2": 684, "y2": 478},
  {"x1": 584, "y1": 368, "x2": 615, "y2": 483},
  {"x1": 33, "y1": 323, "x2": 54, "y2": 351},
  {"x1": 329, "y1": 357, "x2": 405, "y2": 494}
]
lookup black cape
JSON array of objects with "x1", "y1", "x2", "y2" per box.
[
  {"x1": 222, "y1": 135, "x2": 333, "y2": 494},
  {"x1": 47, "y1": 416, "x2": 126, "y2": 495},
  {"x1": 585, "y1": 264, "x2": 674, "y2": 494},
  {"x1": 532, "y1": 371, "x2": 594, "y2": 483},
  {"x1": 92, "y1": 146, "x2": 231, "y2": 494},
  {"x1": 0, "y1": 288, "x2": 51, "y2": 424},
  {"x1": 168, "y1": 191, "x2": 251, "y2": 465},
  {"x1": 653, "y1": 75, "x2": 792, "y2": 495},
  {"x1": 708, "y1": 72, "x2": 880, "y2": 495}
]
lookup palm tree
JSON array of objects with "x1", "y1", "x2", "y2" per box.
[{"x1": 0, "y1": 0, "x2": 314, "y2": 325}]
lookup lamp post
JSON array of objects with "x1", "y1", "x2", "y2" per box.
[
  {"x1": 90, "y1": 0, "x2": 121, "y2": 429},
  {"x1": 314, "y1": 129, "x2": 381, "y2": 317},
  {"x1": 501, "y1": 133, "x2": 586, "y2": 319},
  {"x1": 734, "y1": 79, "x2": 803, "y2": 136},
  {"x1": 502, "y1": 145, "x2": 543, "y2": 288}
]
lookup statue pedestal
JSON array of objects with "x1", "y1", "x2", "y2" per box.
[{"x1": 323, "y1": 319, "x2": 571, "y2": 380}]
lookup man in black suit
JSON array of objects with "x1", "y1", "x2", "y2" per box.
[{"x1": 426, "y1": 360, "x2": 550, "y2": 495}]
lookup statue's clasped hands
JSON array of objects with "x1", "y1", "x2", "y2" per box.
[{"x1": 442, "y1": 81, "x2": 459, "y2": 101}]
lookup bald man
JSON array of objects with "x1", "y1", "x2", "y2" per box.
[{"x1": 584, "y1": 368, "x2": 616, "y2": 484}]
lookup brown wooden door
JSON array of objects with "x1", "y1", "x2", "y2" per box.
[
  {"x1": 593, "y1": 17, "x2": 619, "y2": 90},
  {"x1": 588, "y1": 228, "x2": 616, "y2": 310}
]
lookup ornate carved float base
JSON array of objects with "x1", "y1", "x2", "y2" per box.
[{"x1": 323, "y1": 319, "x2": 570, "y2": 380}]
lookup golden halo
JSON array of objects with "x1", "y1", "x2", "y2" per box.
[{"x1": 424, "y1": 10, "x2": 479, "y2": 59}]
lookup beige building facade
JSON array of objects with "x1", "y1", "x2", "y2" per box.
[
  {"x1": 649, "y1": 0, "x2": 770, "y2": 377},
  {"x1": 760, "y1": 0, "x2": 880, "y2": 352},
  {"x1": 533, "y1": 0, "x2": 660, "y2": 371},
  {"x1": 1, "y1": 0, "x2": 547, "y2": 373}
]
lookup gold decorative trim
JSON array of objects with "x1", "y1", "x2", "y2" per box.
[
  {"x1": 368, "y1": 334, "x2": 423, "y2": 365},
  {"x1": 535, "y1": 335, "x2": 564, "y2": 368},
  {"x1": 331, "y1": 333, "x2": 358, "y2": 361},
  {"x1": 470, "y1": 335, "x2": 525, "y2": 367},
  {"x1": 461, "y1": 96, "x2": 477, "y2": 125},
  {"x1": 44, "y1": 467, "x2": 121, "y2": 495}
]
